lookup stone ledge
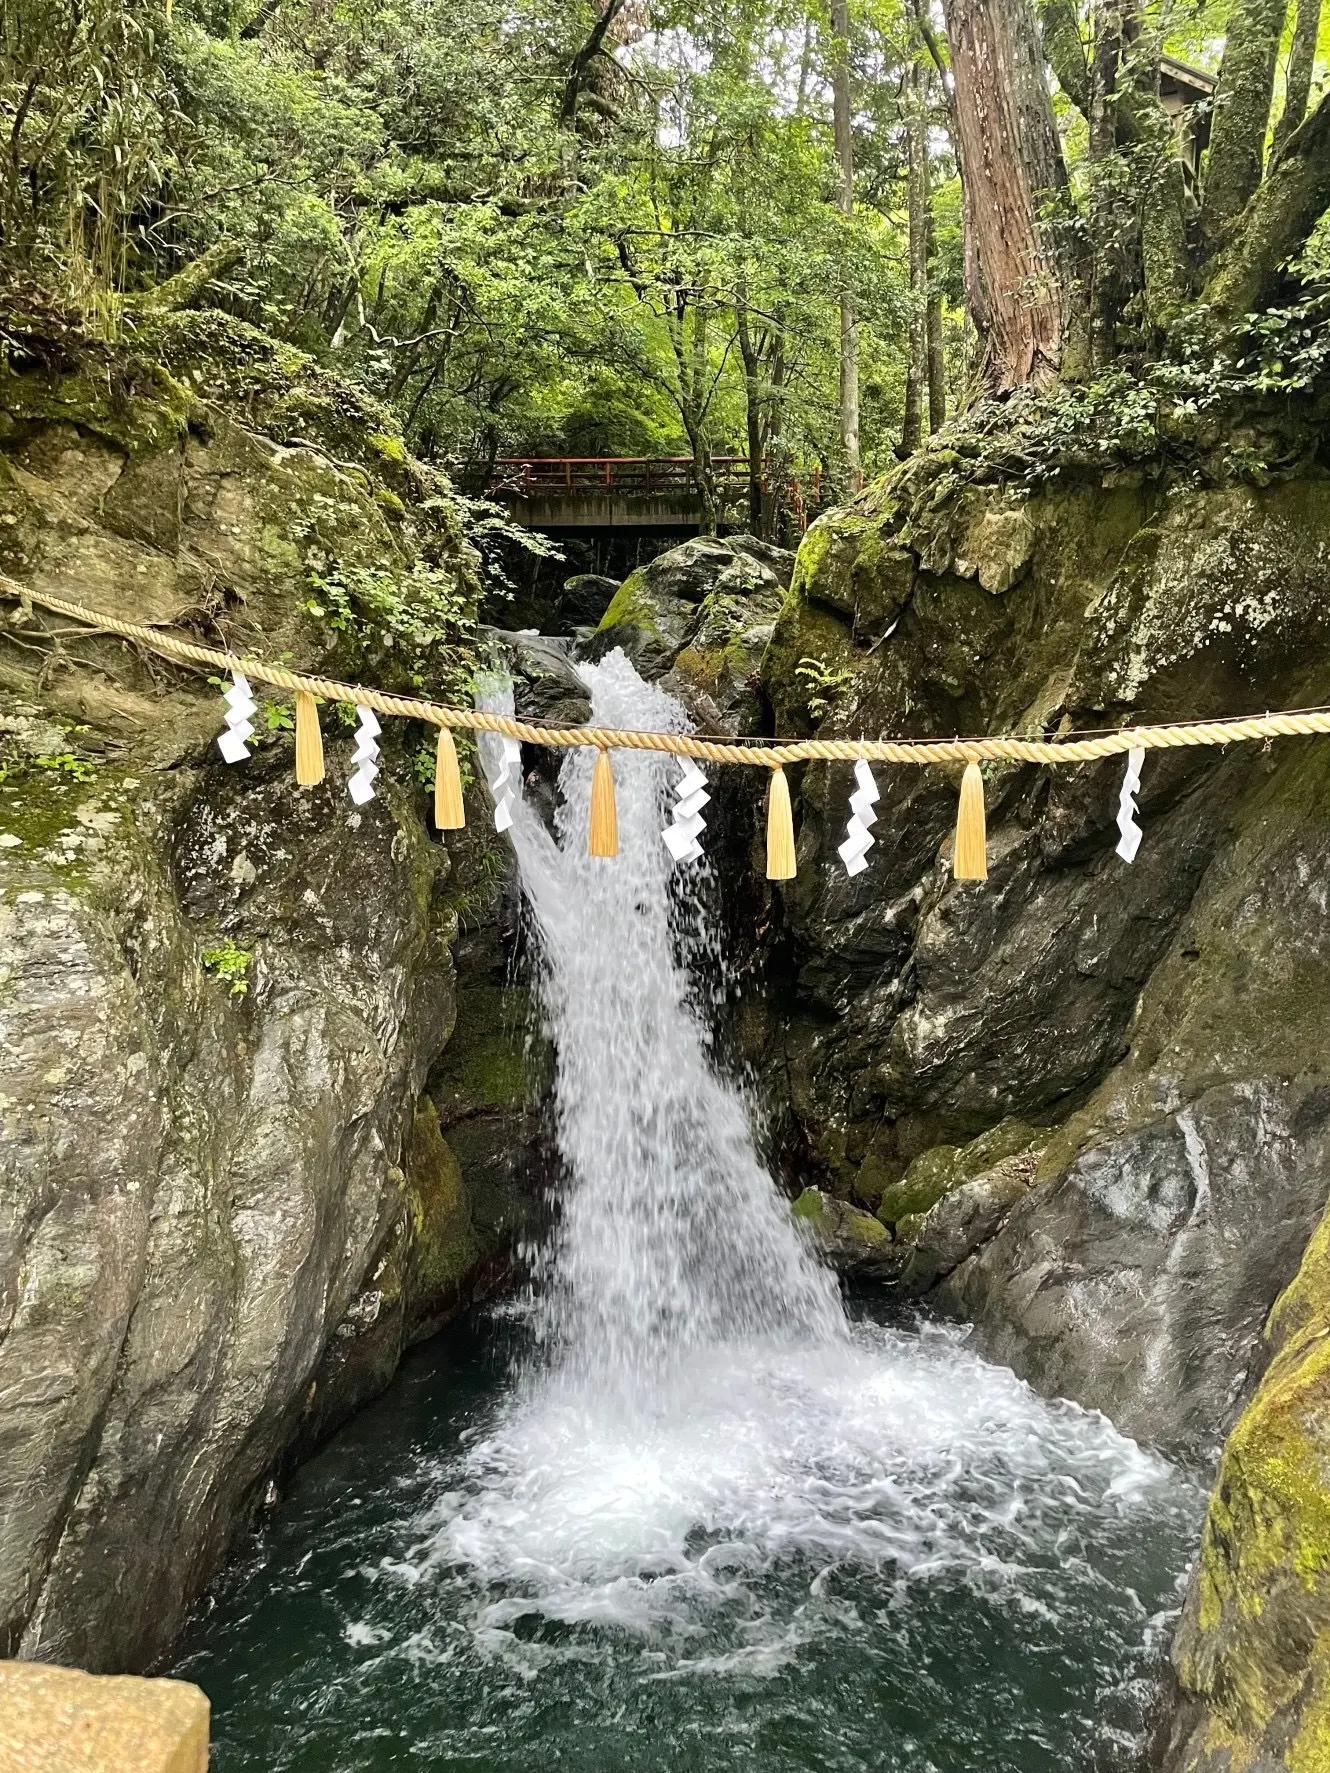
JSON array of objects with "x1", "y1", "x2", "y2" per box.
[{"x1": 0, "y1": 1661, "x2": 209, "y2": 1772}]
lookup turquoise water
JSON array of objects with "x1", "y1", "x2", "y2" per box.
[{"x1": 173, "y1": 1303, "x2": 1204, "y2": 1773}]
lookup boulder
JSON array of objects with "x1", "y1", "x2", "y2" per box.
[
  {"x1": 588, "y1": 533, "x2": 792, "y2": 729},
  {"x1": 0, "y1": 1661, "x2": 208, "y2": 1773},
  {"x1": 792, "y1": 1188, "x2": 896, "y2": 1279},
  {"x1": 481, "y1": 628, "x2": 591, "y2": 726},
  {"x1": 561, "y1": 573, "x2": 619, "y2": 626}
]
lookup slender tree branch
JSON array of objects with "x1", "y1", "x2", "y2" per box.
[{"x1": 1272, "y1": 0, "x2": 1322, "y2": 156}]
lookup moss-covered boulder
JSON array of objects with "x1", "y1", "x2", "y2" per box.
[
  {"x1": 791, "y1": 1188, "x2": 894, "y2": 1277},
  {"x1": 1160, "y1": 1209, "x2": 1330, "y2": 1771},
  {"x1": 589, "y1": 534, "x2": 791, "y2": 729},
  {"x1": 873, "y1": 1117, "x2": 1042, "y2": 1223}
]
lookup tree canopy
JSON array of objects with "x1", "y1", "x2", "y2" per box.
[{"x1": 2, "y1": 0, "x2": 1328, "y2": 517}]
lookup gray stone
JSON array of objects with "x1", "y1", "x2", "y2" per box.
[
  {"x1": 0, "y1": 385, "x2": 511, "y2": 1674},
  {"x1": 589, "y1": 533, "x2": 791, "y2": 730},
  {"x1": 561, "y1": 573, "x2": 618, "y2": 626},
  {"x1": 482, "y1": 628, "x2": 591, "y2": 726}
]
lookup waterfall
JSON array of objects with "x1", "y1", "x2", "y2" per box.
[
  {"x1": 414, "y1": 650, "x2": 1184, "y2": 1654},
  {"x1": 175, "y1": 650, "x2": 1206, "y2": 1770},
  {"x1": 490, "y1": 651, "x2": 844, "y2": 1399}
]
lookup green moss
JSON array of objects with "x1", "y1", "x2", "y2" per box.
[
  {"x1": 1289, "y1": 1684, "x2": 1330, "y2": 1773},
  {"x1": 0, "y1": 763, "x2": 135, "y2": 887},
  {"x1": 877, "y1": 1147, "x2": 961, "y2": 1225},
  {"x1": 0, "y1": 358, "x2": 192, "y2": 458},
  {"x1": 788, "y1": 510, "x2": 913, "y2": 632},
  {"x1": 1174, "y1": 1203, "x2": 1330, "y2": 1759},
  {"x1": 432, "y1": 984, "x2": 538, "y2": 1122},
  {"x1": 405, "y1": 1097, "x2": 482, "y2": 1299},
  {"x1": 791, "y1": 1187, "x2": 825, "y2": 1224},
  {"x1": 368, "y1": 432, "x2": 407, "y2": 465},
  {"x1": 597, "y1": 570, "x2": 663, "y2": 639},
  {"x1": 877, "y1": 1119, "x2": 1041, "y2": 1226},
  {"x1": 671, "y1": 643, "x2": 726, "y2": 695},
  {"x1": 792, "y1": 1187, "x2": 890, "y2": 1249}
]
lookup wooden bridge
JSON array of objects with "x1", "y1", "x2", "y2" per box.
[{"x1": 460, "y1": 456, "x2": 814, "y2": 532}]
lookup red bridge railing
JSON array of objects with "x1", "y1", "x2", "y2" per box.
[
  {"x1": 457, "y1": 456, "x2": 820, "y2": 528},
  {"x1": 479, "y1": 456, "x2": 747, "y2": 496}
]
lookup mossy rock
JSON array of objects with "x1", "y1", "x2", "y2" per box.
[
  {"x1": 876, "y1": 1119, "x2": 1042, "y2": 1226},
  {"x1": 0, "y1": 357, "x2": 192, "y2": 460},
  {"x1": 761, "y1": 591, "x2": 856, "y2": 737},
  {"x1": 1168, "y1": 1205, "x2": 1330, "y2": 1771},
  {"x1": 431, "y1": 984, "x2": 540, "y2": 1123},
  {"x1": 792, "y1": 1187, "x2": 895, "y2": 1276},
  {"x1": 792, "y1": 509, "x2": 915, "y2": 633},
  {"x1": 404, "y1": 1097, "x2": 483, "y2": 1307}
]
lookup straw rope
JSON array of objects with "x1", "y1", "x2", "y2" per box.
[{"x1": 4, "y1": 577, "x2": 1329, "y2": 770}]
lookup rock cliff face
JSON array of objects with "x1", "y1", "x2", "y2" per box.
[
  {"x1": 752, "y1": 454, "x2": 1330, "y2": 1457},
  {"x1": 0, "y1": 345, "x2": 526, "y2": 1671},
  {"x1": 741, "y1": 441, "x2": 1330, "y2": 1768},
  {"x1": 584, "y1": 443, "x2": 1330, "y2": 1768}
]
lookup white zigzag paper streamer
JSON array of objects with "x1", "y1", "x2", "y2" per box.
[
  {"x1": 487, "y1": 737, "x2": 522, "y2": 833},
  {"x1": 347, "y1": 705, "x2": 381, "y2": 806},
  {"x1": 216, "y1": 671, "x2": 257, "y2": 764},
  {"x1": 1116, "y1": 745, "x2": 1146, "y2": 862},
  {"x1": 663, "y1": 759, "x2": 709, "y2": 863},
  {"x1": 838, "y1": 759, "x2": 880, "y2": 877}
]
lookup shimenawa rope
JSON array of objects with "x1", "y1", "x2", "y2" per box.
[
  {"x1": 2, "y1": 578, "x2": 1322, "y2": 879},
  {"x1": 6, "y1": 579, "x2": 1327, "y2": 767}
]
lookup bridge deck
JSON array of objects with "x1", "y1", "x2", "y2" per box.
[{"x1": 459, "y1": 457, "x2": 812, "y2": 531}]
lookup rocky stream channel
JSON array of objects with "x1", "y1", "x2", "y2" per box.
[{"x1": 3, "y1": 351, "x2": 1330, "y2": 1771}]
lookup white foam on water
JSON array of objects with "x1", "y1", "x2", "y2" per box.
[{"x1": 411, "y1": 651, "x2": 1188, "y2": 1666}]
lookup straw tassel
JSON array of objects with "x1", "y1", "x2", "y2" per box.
[
  {"x1": 294, "y1": 691, "x2": 324, "y2": 785},
  {"x1": 589, "y1": 749, "x2": 618, "y2": 857},
  {"x1": 953, "y1": 761, "x2": 988, "y2": 880},
  {"x1": 766, "y1": 766, "x2": 797, "y2": 880},
  {"x1": 433, "y1": 726, "x2": 465, "y2": 830}
]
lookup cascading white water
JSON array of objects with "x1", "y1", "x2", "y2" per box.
[
  {"x1": 491, "y1": 652, "x2": 844, "y2": 1396},
  {"x1": 413, "y1": 652, "x2": 1191, "y2": 1666}
]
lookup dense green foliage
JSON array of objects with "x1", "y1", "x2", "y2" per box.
[
  {"x1": 2, "y1": 0, "x2": 1328, "y2": 521},
  {"x1": 1, "y1": 0, "x2": 958, "y2": 498}
]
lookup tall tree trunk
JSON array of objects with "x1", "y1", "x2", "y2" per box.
[
  {"x1": 926, "y1": 218, "x2": 946, "y2": 431},
  {"x1": 1117, "y1": 22, "x2": 1194, "y2": 330},
  {"x1": 1202, "y1": 0, "x2": 1290, "y2": 244},
  {"x1": 829, "y1": 0, "x2": 861, "y2": 487},
  {"x1": 902, "y1": 60, "x2": 930, "y2": 453},
  {"x1": 736, "y1": 294, "x2": 765, "y2": 534},
  {"x1": 765, "y1": 333, "x2": 788, "y2": 539},
  {"x1": 903, "y1": 18, "x2": 947, "y2": 430},
  {"x1": 1204, "y1": 87, "x2": 1330, "y2": 316},
  {"x1": 1087, "y1": 3, "x2": 1124, "y2": 360},
  {"x1": 690, "y1": 303, "x2": 719, "y2": 533},
  {"x1": 1273, "y1": 0, "x2": 1322, "y2": 156},
  {"x1": 942, "y1": 0, "x2": 1080, "y2": 389}
]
